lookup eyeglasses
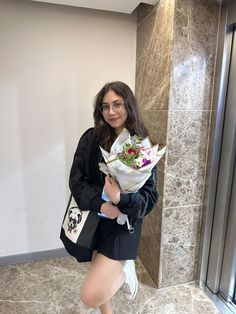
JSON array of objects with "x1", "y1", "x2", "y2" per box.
[{"x1": 100, "y1": 101, "x2": 124, "y2": 114}]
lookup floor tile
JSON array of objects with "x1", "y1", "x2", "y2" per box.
[{"x1": 0, "y1": 256, "x2": 221, "y2": 314}]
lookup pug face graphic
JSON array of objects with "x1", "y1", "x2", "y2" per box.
[{"x1": 67, "y1": 206, "x2": 82, "y2": 232}]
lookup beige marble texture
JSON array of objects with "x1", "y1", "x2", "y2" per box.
[
  {"x1": 139, "y1": 204, "x2": 162, "y2": 286},
  {"x1": 158, "y1": 0, "x2": 219, "y2": 287},
  {"x1": 136, "y1": 1, "x2": 174, "y2": 111},
  {"x1": 136, "y1": 3, "x2": 154, "y2": 25},
  {"x1": 136, "y1": 0, "x2": 175, "y2": 289},
  {"x1": 142, "y1": 110, "x2": 168, "y2": 146},
  {"x1": 164, "y1": 110, "x2": 210, "y2": 208},
  {"x1": 0, "y1": 256, "x2": 221, "y2": 314},
  {"x1": 136, "y1": 0, "x2": 219, "y2": 288},
  {"x1": 136, "y1": 256, "x2": 157, "y2": 288},
  {"x1": 170, "y1": 0, "x2": 219, "y2": 111},
  {"x1": 159, "y1": 205, "x2": 202, "y2": 286}
]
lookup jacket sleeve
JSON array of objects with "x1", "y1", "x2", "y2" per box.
[
  {"x1": 115, "y1": 166, "x2": 159, "y2": 219},
  {"x1": 69, "y1": 129, "x2": 105, "y2": 212}
]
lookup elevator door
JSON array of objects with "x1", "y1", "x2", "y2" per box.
[{"x1": 206, "y1": 28, "x2": 236, "y2": 311}]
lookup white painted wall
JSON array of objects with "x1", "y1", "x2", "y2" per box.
[{"x1": 0, "y1": 0, "x2": 136, "y2": 256}]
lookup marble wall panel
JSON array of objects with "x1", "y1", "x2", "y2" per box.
[
  {"x1": 137, "y1": 3, "x2": 155, "y2": 25},
  {"x1": 136, "y1": 0, "x2": 175, "y2": 287},
  {"x1": 136, "y1": 0, "x2": 175, "y2": 111},
  {"x1": 139, "y1": 204, "x2": 162, "y2": 285},
  {"x1": 139, "y1": 160, "x2": 165, "y2": 286},
  {"x1": 164, "y1": 110, "x2": 210, "y2": 208},
  {"x1": 159, "y1": 0, "x2": 219, "y2": 287},
  {"x1": 170, "y1": 0, "x2": 219, "y2": 111},
  {"x1": 136, "y1": 0, "x2": 219, "y2": 288},
  {"x1": 160, "y1": 205, "x2": 202, "y2": 286},
  {"x1": 141, "y1": 110, "x2": 168, "y2": 145}
]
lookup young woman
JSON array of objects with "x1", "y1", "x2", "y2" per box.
[{"x1": 65, "y1": 81, "x2": 158, "y2": 314}]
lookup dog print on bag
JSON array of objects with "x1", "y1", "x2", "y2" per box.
[{"x1": 67, "y1": 206, "x2": 82, "y2": 233}]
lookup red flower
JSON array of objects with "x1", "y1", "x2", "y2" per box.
[{"x1": 127, "y1": 148, "x2": 137, "y2": 154}]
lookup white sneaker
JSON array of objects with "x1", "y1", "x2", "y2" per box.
[{"x1": 122, "y1": 260, "x2": 138, "y2": 300}]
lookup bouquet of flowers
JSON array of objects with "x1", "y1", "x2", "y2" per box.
[{"x1": 99, "y1": 128, "x2": 166, "y2": 230}]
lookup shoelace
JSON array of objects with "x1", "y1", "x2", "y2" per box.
[{"x1": 123, "y1": 283, "x2": 134, "y2": 296}]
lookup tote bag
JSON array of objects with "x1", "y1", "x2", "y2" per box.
[{"x1": 61, "y1": 194, "x2": 100, "y2": 248}]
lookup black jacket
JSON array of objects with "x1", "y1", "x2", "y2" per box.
[{"x1": 69, "y1": 128, "x2": 159, "y2": 222}]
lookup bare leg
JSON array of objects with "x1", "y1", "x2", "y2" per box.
[
  {"x1": 99, "y1": 301, "x2": 113, "y2": 314},
  {"x1": 80, "y1": 253, "x2": 125, "y2": 313},
  {"x1": 91, "y1": 252, "x2": 113, "y2": 313}
]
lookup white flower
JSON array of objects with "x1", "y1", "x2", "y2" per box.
[{"x1": 134, "y1": 157, "x2": 143, "y2": 168}]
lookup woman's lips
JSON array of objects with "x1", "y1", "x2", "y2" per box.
[{"x1": 109, "y1": 117, "x2": 119, "y2": 122}]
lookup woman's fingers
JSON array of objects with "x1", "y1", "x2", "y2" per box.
[
  {"x1": 105, "y1": 176, "x2": 112, "y2": 185},
  {"x1": 100, "y1": 202, "x2": 121, "y2": 219},
  {"x1": 105, "y1": 176, "x2": 120, "y2": 190},
  {"x1": 104, "y1": 176, "x2": 121, "y2": 204}
]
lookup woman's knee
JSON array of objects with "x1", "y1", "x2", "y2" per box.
[{"x1": 80, "y1": 283, "x2": 104, "y2": 308}]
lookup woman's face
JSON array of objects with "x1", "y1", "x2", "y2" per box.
[{"x1": 101, "y1": 90, "x2": 128, "y2": 135}]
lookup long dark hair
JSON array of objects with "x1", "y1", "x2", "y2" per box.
[{"x1": 93, "y1": 81, "x2": 149, "y2": 150}]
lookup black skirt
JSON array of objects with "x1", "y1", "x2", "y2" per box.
[{"x1": 60, "y1": 217, "x2": 142, "y2": 262}]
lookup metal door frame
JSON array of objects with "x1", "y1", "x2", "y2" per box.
[
  {"x1": 206, "y1": 27, "x2": 236, "y2": 294},
  {"x1": 198, "y1": 0, "x2": 236, "y2": 313}
]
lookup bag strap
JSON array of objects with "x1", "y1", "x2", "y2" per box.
[
  {"x1": 66, "y1": 193, "x2": 73, "y2": 211},
  {"x1": 61, "y1": 193, "x2": 73, "y2": 226}
]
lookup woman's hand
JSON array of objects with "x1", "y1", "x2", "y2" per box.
[
  {"x1": 104, "y1": 176, "x2": 121, "y2": 204},
  {"x1": 100, "y1": 202, "x2": 121, "y2": 219}
]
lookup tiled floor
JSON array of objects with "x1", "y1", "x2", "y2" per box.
[{"x1": 0, "y1": 256, "x2": 221, "y2": 313}]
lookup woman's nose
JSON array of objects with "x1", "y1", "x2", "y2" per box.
[{"x1": 108, "y1": 105, "x2": 116, "y2": 114}]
